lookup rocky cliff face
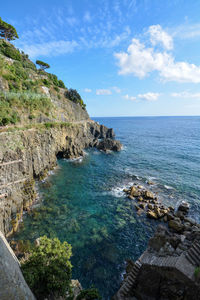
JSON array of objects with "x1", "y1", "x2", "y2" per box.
[
  {"x1": 0, "y1": 120, "x2": 117, "y2": 236},
  {"x1": 0, "y1": 230, "x2": 35, "y2": 299}
]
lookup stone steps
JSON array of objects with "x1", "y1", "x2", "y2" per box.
[
  {"x1": 186, "y1": 241, "x2": 200, "y2": 266},
  {"x1": 119, "y1": 260, "x2": 142, "y2": 297}
]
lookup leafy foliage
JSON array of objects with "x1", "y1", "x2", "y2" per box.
[
  {"x1": 36, "y1": 60, "x2": 50, "y2": 71},
  {"x1": 0, "y1": 17, "x2": 19, "y2": 41},
  {"x1": 47, "y1": 73, "x2": 66, "y2": 88},
  {"x1": 21, "y1": 236, "x2": 72, "y2": 299},
  {"x1": 65, "y1": 88, "x2": 86, "y2": 109},
  {"x1": 0, "y1": 40, "x2": 22, "y2": 60},
  {"x1": 76, "y1": 288, "x2": 101, "y2": 300}
]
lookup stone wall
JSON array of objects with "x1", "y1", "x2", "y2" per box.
[{"x1": 0, "y1": 230, "x2": 35, "y2": 299}]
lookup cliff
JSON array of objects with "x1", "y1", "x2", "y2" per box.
[
  {"x1": 0, "y1": 41, "x2": 121, "y2": 237},
  {"x1": 0, "y1": 121, "x2": 119, "y2": 236}
]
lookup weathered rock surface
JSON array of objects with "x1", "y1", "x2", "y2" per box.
[
  {"x1": 96, "y1": 138, "x2": 122, "y2": 152},
  {"x1": 0, "y1": 231, "x2": 35, "y2": 300}
]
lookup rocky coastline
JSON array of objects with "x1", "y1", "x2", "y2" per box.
[
  {"x1": 114, "y1": 184, "x2": 200, "y2": 300},
  {"x1": 0, "y1": 120, "x2": 121, "y2": 237}
]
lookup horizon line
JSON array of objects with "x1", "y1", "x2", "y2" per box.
[{"x1": 91, "y1": 115, "x2": 200, "y2": 118}]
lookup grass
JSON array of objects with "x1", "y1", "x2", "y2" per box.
[
  {"x1": 0, "y1": 91, "x2": 53, "y2": 126},
  {"x1": 0, "y1": 122, "x2": 73, "y2": 133}
]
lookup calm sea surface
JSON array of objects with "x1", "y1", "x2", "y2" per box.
[{"x1": 15, "y1": 116, "x2": 200, "y2": 298}]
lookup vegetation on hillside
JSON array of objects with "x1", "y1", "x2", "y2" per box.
[
  {"x1": 0, "y1": 18, "x2": 86, "y2": 126},
  {"x1": 0, "y1": 91, "x2": 52, "y2": 125}
]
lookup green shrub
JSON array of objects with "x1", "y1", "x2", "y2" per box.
[
  {"x1": 42, "y1": 78, "x2": 51, "y2": 87},
  {"x1": 22, "y1": 80, "x2": 35, "y2": 91},
  {"x1": 76, "y1": 288, "x2": 101, "y2": 300},
  {"x1": 22, "y1": 60, "x2": 37, "y2": 70},
  {"x1": 54, "y1": 86, "x2": 59, "y2": 92},
  {"x1": 58, "y1": 79, "x2": 65, "y2": 88},
  {"x1": 3, "y1": 73, "x2": 16, "y2": 81},
  {"x1": 21, "y1": 236, "x2": 72, "y2": 299},
  {"x1": 0, "y1": 40, "x2": 22, "y2": 61},
  {"x1": 65, "y1": 88, "x2": 86, "y2": 109},
  {"x1": 48, "y1": 73, "x2": 66, "y2": 88}
]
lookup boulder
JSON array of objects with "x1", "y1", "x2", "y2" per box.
[
  {"x1": 130, "y1": 186, "x2": 141, "y2": 197},
  {"x1": 143, "y1": 190, "x2": 155, "y2": 199},
  {"x1": 148, "y1": 203, "x2": 154, "y2": 210},
  {"x1": 96, "y1": 138, "x2": 122, "y2": 152},
  {"x1": 177, "y1": 201, "x2": 190, "y2": 214},
  {"x1": 168, "y1": 219, "x2": 184, "y2": 233},
  {"x1": 147, "y1": 210, "x2": 158, "y2": 219},
  {"x1": 138, "y1": 196, "x2": 144, "y2": 201}
]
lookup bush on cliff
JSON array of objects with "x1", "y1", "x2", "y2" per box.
[
  {"x1": 65, "y1": 88, "x2": 86, "y2": 109},
  {"x1": 21, "y1": 236, "x2": 72, "y2": 299},
  {"x1": 0, "y1": 40, "x2": 22, "y2": 61}
]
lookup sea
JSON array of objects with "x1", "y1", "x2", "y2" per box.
[{"x1": 15, "y1": 116, "x2": 200, "y2": 299}]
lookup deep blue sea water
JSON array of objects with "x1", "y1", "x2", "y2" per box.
[{"x1": 15, "y1": 116, "x2": 200, "y2": 299}]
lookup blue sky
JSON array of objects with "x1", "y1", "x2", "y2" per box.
[{"x1": 2, "y1": 0, "x2": 200, "y2": 116}]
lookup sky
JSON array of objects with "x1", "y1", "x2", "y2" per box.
[{"x1": 2, "y1": 0, "x2": 200, "y2": 117}]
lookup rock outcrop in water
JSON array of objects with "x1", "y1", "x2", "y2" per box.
[{"x1": 114, "y1": 203, "x2": 200, "y2": 300}]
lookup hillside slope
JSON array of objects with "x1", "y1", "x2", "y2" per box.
[{"x1": 0, "y1": 40, "x2": 89, "y2": 126}]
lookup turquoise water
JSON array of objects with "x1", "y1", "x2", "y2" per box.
[{"x1": 15, "y1": 116, "x2": 200, "y2": 298}]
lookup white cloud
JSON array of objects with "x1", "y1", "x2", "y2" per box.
[
  {"x1": 123, "y1": 92, "x2": 160, "y2": 102},
  {"x1": 148, "y1": 25, "x2": 173, "y2": 50},
  {"x1": 115, "y1": 26, "x2": 200, "y2": 83},
  {"x1": 84, "y1": 88, "x2": 92, "y2": 93},
  {"x1": 22, "y1": 40, "x2": 78, "y2": 58},
  {"x1": 171, "y1": 91, "x2": 200, "y2": 99},
  {"x1": 138, "y1": 92, "x2": 160, "y2": 101},
  {"x1": 96, "y1": 89, "x2": 112, "y2": 95},
  {"x1": 123, "y1": 94, "x2": 137, "y2": 101}
]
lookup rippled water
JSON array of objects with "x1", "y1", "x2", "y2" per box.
[{"x1": 15, "y1": 116, "x2": 200, "y2": 298}]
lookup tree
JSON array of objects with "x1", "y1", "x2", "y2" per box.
[
  {"x1": 21, "y1": 236, "x2": 72, "y2": 299},
  {"x1": 0, "y1": 17, "x2": 19, "y2": 41},
  {"x1": 36, "y1": 60, "x2": 50, "y2": 71},
  {"x1": 65, "y1": 88, "x2": 82, "y2": 103}
]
